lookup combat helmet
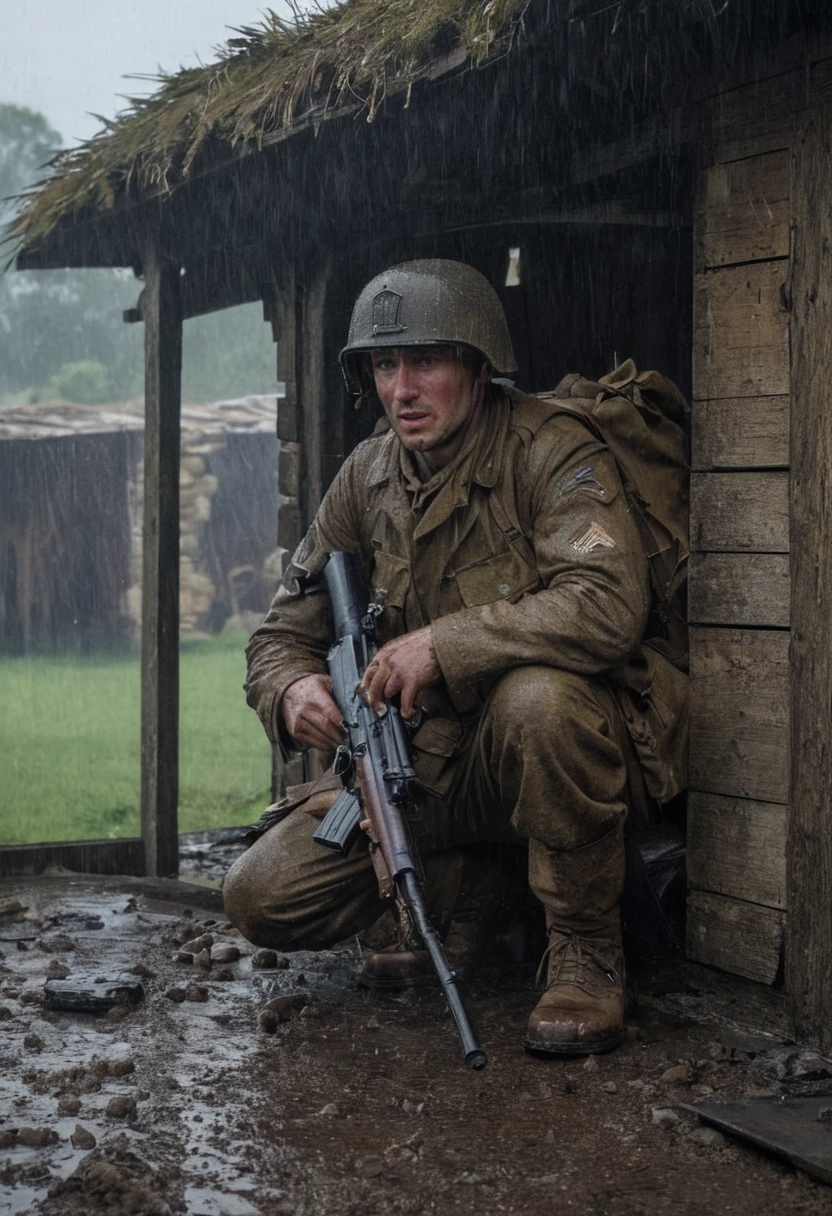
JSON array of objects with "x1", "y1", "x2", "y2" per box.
[{"x1": 340, "y1": 259, "x2": 517, "y2": 395}]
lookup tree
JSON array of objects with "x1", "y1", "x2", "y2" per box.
[{"x1": 1, "y1": 103, "x2": 277, "y2": 406}]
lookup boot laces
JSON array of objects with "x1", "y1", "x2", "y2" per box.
[{"x1": 536, "y1": 931, "x2": 621, "y2": 995}]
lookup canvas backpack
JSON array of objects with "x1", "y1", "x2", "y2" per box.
[{"x1": 500, "y1": 358, "x2": 690, "y2": 671}]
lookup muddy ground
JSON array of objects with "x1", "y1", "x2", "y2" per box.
[{"x1": 0, "y1": 868, "x2": 830, "y2": 1216}]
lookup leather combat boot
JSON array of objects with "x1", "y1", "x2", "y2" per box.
[
  {"x1": 358, "y1": 845, "x2": 521, "y2": 990},
  {"x1": 523, "y1": 913, "x2": 625, "y2": 1054}
]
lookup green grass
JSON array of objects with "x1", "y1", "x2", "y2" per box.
[{"x1": 0, "y1": 632, "x2": 272, "y2": 845}]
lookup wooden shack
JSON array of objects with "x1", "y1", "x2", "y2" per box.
[{"x1": 7, "y1": 0, "x2": 832, "y2": 1051}]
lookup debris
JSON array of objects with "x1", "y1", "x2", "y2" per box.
[
  {"x1": 106, "y1": 1095, "x2": 137, "y2": 1119},
  {"x1": 20, "y1": 988, "x2": 45, "y2": 1006},
  {"x1": 0, "y1": 1005, "x2": 13, "y2": 1020},
  {"x1": 165, "y1": 986, "x2": 187, "y2": 1003},
  {"x1": 355, "y1": 1154, "x2": 385, "y2": 1178},
  {"x1": 46, "y1": 959, "x2": 70, "y2": 979},
  {"x1": 173, "y1": 950, "x2": 195, "y2": 964},
  {"x1": 583, "y1": 1054, "x2": 599, "y2": 1072},
  {"x1": 99, "y1": 1058, "x2": 136, "y2": 1078},
  {"x1": 681, "y1": 1095, "x2": 832, "y2": 1185},
  {"x1": 192, "y1": 949, "x2": 212, "y2": 970},
  {"x1": 601, "y1": 1081, "x2": 619, "y2": 1094},
  {"x1": 107, "y1": 1004, "x2": 130, "y2": 1020},
  {"x1": 687, "y1": 1126, "x2": 727, "y2": 1148},
  {"x1": 651, "y1": 1107, "x2": 680, "y2": 1129},
  {"x1": 0, "y1": 898, "x2": 27, "y2": 917},
  {"x1": 44, "y1": 973, "x2": 145, "y2": 1013},
  {"x1": 24, "y1": 1033, "x2": 45, "y2": 1052},
  {"x1": 184, "y1": 983, "x2": 209, "y2": 1002},
  {"x1": 130, "y1": 963, "x2": 155, "y2": 978},
  {"x1": 752, "y1": 1047, "x2": 832, "y2": 1084},
  {"x1": 212, "y1": 966, "x2": 235, "y2": 982},
  {"x1": 318, "y1": 1103, "x2": 343, "y2": 1118},
  {"x1": 70, "y1": 1124, "x2": 97, "y2": 1149},
  {"x1": 188, "y1": 933, "x2": 214, "y2": 954},
  {"x1": 58, "y1": 1095, "x2": 82, "y2": 1115},
  {"x1": 43, "y1": 933, "x2": 77, "y2": 952}
]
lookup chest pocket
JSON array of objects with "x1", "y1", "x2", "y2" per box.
[{"x1": 453, "y1": 545, "x2": 541, "y2": 609}]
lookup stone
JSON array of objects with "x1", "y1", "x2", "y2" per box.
[
  {"x1": 688, "y1": 1126, "x2": 726, "y2": 1148},
  {"x1": 102, "y1": 1058, "x2": 135, "y2": 1078},
  {"x1": 185, "y1": 983, "x2": 209, "y2": 1003},
  {"x1": 173, "y1": 951, "x2": 195, "y2": 965},
  {"x1": 106, "y1": 1095, "x2": 137, "y2": 1119},
  {"x1": 252, "y1": 949, "x2": 279, "y2": 969},
  {"x1": 582, "y1": 1054, "x2": 599, "y2": 1072},
  {"x1": 660, "y1": 1064, "x2": 692, "y2": 1084},
  {"x1": 0, "y1": 1005, "x2": 13, "y2": 1020},
  {"x1": 318, "y1": 1103, "x2": 343, "y2": 1118},
  {"x1": 165, "y1": 986, "x2": 187, "y2": 1003},
  {"x1": 107, "y1": 1005, "x2": 130, "y2": 1020},
  {"x1": 192, "y1": 950, "x2": 212, "y2": 970},
  {"x1": 0, "y1": 1130, "x2": 17, "y2": 1148},
  {"x1": 210, "y1": 944, "x2": 240, "y2": 964},
  {"x1": 754, "y1": 1047, "x2": 832, "y2": 1083},
  {"x1": 130, "y1": 963, "x2": 154, "y2": 978},
  {"x1": 212, "y1": 967, "x2": 235, "y2": 982},
  {"x1": 70, "y1": 1124, "x2": 96, "y2": 1150},
  {"x1": 651, "y1": 1107, "x2": 680, "y2": 1129},
  {"x1": 0, "y1": 898, "x2": 26, "y2": 917},
  {"x1": 58, "y1": 1094, "x2": 82, "y2": 1115},
  {"x1": 46, "y1": 934, "x2": 76, "y2": 952},
  {"x1": 46, "y1": 959, "x2": 70, "y2": 979},
  {"x1": 17, "y1": 1127, "x2": 57, "y2": 1147},
  {"x1": 601, "y1": 1081, "x2": 618, "y2": 1094},
  {"x1": 24, "y1": 1033, "x2": 44, "y2": 1051},
  {"x1": 20, "y1": 989, "x2": 44, "y2": 1006}
]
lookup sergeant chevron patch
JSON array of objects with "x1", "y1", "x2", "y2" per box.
[{"x1": 570, "y1": 521, "x2": 617, "y2": 553}]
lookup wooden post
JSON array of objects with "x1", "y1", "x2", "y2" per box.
[
  {"x1": 787, "y1": 103, "x2": 832, "y2": 1051},
  {"x1": 140, "y1": 231, "x2": 182, "y2": 877}
]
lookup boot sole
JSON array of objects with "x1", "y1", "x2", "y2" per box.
[{"x1": 522, "y1": 1029, "x2": 625, "y2": 1057}]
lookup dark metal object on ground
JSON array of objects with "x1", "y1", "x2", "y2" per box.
[
  {"x1": 681, "y1": 1097, "x2": 832, "y2": 1185},
  {"x1": 44, "y1": 973, "x2": 145, "y2": 1013},
  {"x1": 315, "y1": 550, "x2": 487, "y2": 1070}
]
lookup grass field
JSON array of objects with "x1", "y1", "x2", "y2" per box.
[{"x1": 0, "y1": 632, "x2": 272, "y2": 845}]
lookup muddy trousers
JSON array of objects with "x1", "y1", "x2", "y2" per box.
[{"x1": 223, "y1": 666, "x2": 630, "y2": 950}]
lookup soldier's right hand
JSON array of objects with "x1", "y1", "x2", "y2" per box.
[{"x1": 280, "y1": 675, "x2": 344, "y2": 750}]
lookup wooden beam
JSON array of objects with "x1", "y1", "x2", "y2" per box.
[
  {"x1": 689, "y1": 552, "x2": 790, "y2": 628},
  {"x1": 691, "y1": 395, "x2": 789, "y2": 470},
  {"x1": 693, "y1": 262, "x2": 790, "y2": 400},
  {"x1": 688, "y1": 792, "x2": 787, "y2": 910},
  {"x1": 788, "y1": 102, "x2": 832, "y2": 1053},
  {"x1": 0, "y1": 838, "x2": 145, "y2": 879},
  {"x1": 690, "y1": 470, "x2": 789, "y2": 553},
  {"x1": 687, "y1": 890, "x2": 784, "y2": 985},
  {"x1": 299, "y1": 262, "x2": 330, "y2": 528},
  {"x1": 140, "y1": 231, "x2": 182, "y2": 878}
]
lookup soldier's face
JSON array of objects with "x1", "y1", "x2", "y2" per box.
[{"x1": 371, "y1": 345, "x2": 489, "y2": 471}]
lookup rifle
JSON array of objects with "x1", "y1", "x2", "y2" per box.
[{"x1": 313, "y1": 550, "x2": 487, "y2": 1070}]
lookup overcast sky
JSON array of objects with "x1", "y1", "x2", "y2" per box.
[{"x1": 1, "y1": 0, "x2": 309, "y2": 149}]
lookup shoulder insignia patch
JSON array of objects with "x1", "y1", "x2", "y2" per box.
[{"x1": 570, "y1": 521, "x2": 617, "y2": 553}]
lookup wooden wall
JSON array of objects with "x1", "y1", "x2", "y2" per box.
[{"x1": 687, "y1": 146, "x2": 791, "y2": 984}]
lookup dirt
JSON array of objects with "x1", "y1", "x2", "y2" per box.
[{"x1": 0, "y1": 873, "x2": 830, "y2": 1216}]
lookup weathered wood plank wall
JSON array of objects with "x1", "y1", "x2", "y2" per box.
[{"x1": 688, "y1": 144, "x2": 791, "y2": 984}]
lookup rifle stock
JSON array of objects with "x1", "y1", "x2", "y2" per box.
[{"x1": 315, "y1": 550, "x2": 487, "y2": 1070}]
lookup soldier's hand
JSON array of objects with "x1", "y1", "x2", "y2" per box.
[
  {"x1": 281, "y1": 674, "x2": 344, "y2": 750},
  {"x1": 359, "y1": 627, "x2": 441, "y2": 720}
]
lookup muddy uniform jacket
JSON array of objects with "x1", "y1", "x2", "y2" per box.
[{"x1": 245, "y1": 387, "x2": 688, "y2": 814}]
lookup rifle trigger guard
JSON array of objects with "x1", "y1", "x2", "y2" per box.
[{"x1": 332, "y1": 744, "x2": 353, "y2": 778}]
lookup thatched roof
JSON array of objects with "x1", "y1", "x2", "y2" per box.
[{"x1": 11, "y1": 0, "x2": 529, "y2": 252}]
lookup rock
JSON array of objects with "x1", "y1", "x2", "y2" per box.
[
  {"x1": 192, "y1": 949, "x2": 212, "y2": 970},
  {"x1": 20, "y1": 989, "x2": 44, "y2": 1006},
  {"x1": 562, "y1": 1080, "x2": 577, "y2": 1095},
  {"x1": 107, "y1": 1005, "x2": 130, "y2": 1020},
  {"x1": 106, "y1": 1095, "x2": 137, "y2": 1119},
  {"x1": 754, "y1": 1047, "x2": 832, "y2": 1083},
  {"x1": 252, "y1": 949, "x2": 279, "y2": 969},
  {"x1": 212, "y1": 967, "x2": 234, "y2": 982},
  {"x1": 165, "y1": 986, "x2": 187, "y2": 1003},
  {"x1": 46, "y1": 934, "x2": 76, "y2": 952},
  {"x1": 184, "y1": 983, "x2": 209, "y2": 1003},
  {"x1": 582, "y1": 1054, "x2": 599, "y2": 1072},
  {"x1": 188, "y1": 934, "x2": 214, "y2": 955},
  {"x1": 263, "y1": 995, "x2": 305, "y2": 1022},
  {"x1": 129, "y1": 963, "x2": 154, "y2": 978},
  {"x1": 24, "y1": 1033, "x2": 44, "y2": 1052},
  {"x1": 0, "y1": 898, "x2": 26, "y2": 917},
  {"x1": 692, "y1": 1084, "x2": 715, "y2": 1097},
  {"x1": 402, "y1": 1098, "x2": 425, "y2": 1114},
  {"x1": 355, "y1": 1154, "x2": 385, "y2": 1178},
  {"x1": 211, "y1": 944, "x2": 240, "y2": 964},
  {"x1": 70, "y1": 1124, "x2": 96, "y2": 1150},
  {"x1": 258, "y1": 1010, "x2": 281, "y2": 1034},
  {"x1": 173, "y1": 951, "x2": 195, "y2": 965},
  {"x1": 660, "y1": 1064, "x2": 692, "y2": 1084},
  {"x1": 651, "y1": 1107, "x2": 680, "y2": 1129},
  {"x1": 601, "y1": 1081, "x2": 618, "y2": 1094},
  {"x1": 46, "y1": 959, "x2": 70, "y2": 979},
  {"x1": 0, "y1": 1130, "x2": 17, "y2": 1148},
  {"x1": 0, "y1": 1005, "x2": 13, "y2": 1020},
  {"x1": 318, "y1": 1103, "x2": 343, "y2": 1118},
  {"x1": 102, "y1": 1058, "x2": 135, "y2": 1078},
  {"x1": 688, "y1": 1126, "x2": 727, "y2": 1148},
  {"x1": 17, "y1": 1126, "x2": 57, "y2": 1147},
  {"x1": 58, "y1": 1094, "x2": 82, "y2": 1115}
]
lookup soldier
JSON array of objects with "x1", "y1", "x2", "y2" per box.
[{"x1": 224, "y1": 259, "x2": 688, "y2": 1055}]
